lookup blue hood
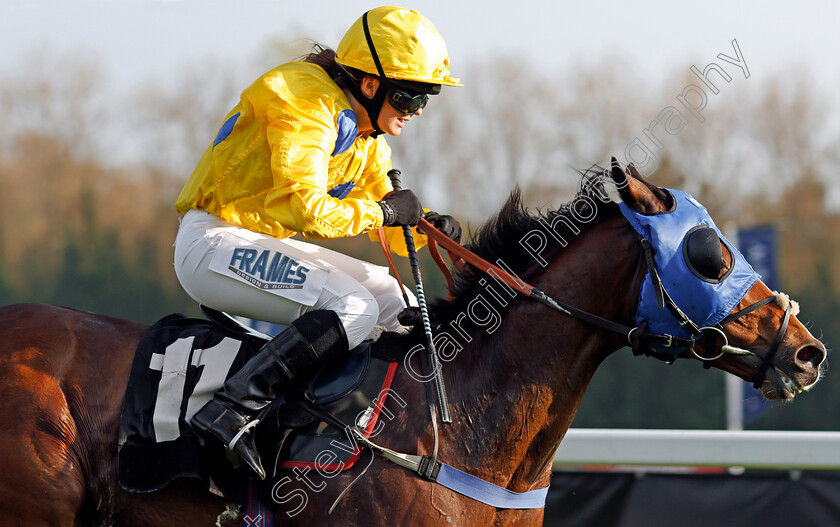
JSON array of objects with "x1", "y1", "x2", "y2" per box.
[{"x1": 619, "y1": 190, "x2": 760, "y2": 352}]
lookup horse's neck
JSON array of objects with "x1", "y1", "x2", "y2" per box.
[
  {"x1": 442, "y1": 317, "x2": 610, "y2": 490},
  {"x1": 439, "y1": 217, "x2": 637, "y2": 490}
]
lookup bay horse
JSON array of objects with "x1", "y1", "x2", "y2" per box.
[{"x1": 0, "y1": 162, "x2": 825, "y2": 526}]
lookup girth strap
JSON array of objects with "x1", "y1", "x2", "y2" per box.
[{"x1": 351, "y1": 428, "x2": 550, "y2": 509}]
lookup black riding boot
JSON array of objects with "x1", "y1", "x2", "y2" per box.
[{"x1": 190, "y1": 310, "x2": 348, "y2": 479}]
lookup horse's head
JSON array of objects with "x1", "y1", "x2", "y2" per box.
[{"x1": 611, "y1": 158, "x2": 826, "y2": 400}]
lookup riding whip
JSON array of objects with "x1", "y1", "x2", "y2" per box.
[{"x1": 387, "y1": 169, "x2": 451, "y2": 424}]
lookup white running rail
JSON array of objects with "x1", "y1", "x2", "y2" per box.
[{"x1": 553, "y1": 429, "x2": 840, "y2": 470}]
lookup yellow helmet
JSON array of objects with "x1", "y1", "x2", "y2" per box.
[{"x1": 335, "y1": 6, "x2": 462, "y2": 87}]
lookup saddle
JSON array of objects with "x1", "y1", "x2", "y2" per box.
[{"x1": 118, "y1": 309, "x2": 408, "y2": 499}]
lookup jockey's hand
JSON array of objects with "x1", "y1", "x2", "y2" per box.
[
  {"x1": 422, "y1": 212, "x2": 462, "y2": 243},
  {"x1": 379, "y1": 190, "x2": 423, "y2": 226}
]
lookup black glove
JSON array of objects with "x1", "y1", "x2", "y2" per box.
[
  {"x1": 422, "y1": 211, "x2": 462, "y2": 243},
  {"x1": 378, "y1": 189, "x2": 423, "y2": 226}
]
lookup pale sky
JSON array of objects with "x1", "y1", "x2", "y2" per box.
[{"x1": 2, "y1": 0, "x2": 838, "y2": 96}]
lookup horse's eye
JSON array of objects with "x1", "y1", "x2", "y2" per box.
[{"x1": 683, "y1": 226, "x2": 725, "y2": 281}]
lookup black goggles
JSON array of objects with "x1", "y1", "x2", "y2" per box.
[{"x1": 386, "y1": 86, "x2": 429, "y2": 114}]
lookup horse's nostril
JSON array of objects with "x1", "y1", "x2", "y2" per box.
[{"x1": 796, "y1": 345, "x2": 825, "y2": 368}]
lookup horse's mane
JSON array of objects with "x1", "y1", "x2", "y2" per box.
[{"x1": 430, "y1": 168, "x2": 621, "y2": 321}]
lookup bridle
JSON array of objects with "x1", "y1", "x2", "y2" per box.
[
  {"x1": 632, "y1": 232, "x2": 793, "y2": 389},
  {"x1": 417, "y1": 218, "x2": 793, "y2": 391}
]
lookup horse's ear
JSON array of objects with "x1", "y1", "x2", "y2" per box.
[
  {"x1": 610, "y1": 156, "x2": 670, "y2": 214},
  {"x1": 609, "y1": 156, "x2": 629, "y2": 188}
]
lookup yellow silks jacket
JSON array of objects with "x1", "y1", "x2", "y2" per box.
[{"x1": 175, "y1": 61, "x2": 425, "y2": 256}]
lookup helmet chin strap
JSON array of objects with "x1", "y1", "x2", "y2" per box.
[
  {"x1": 349, "y1": 10, "x2": 396, "y2": 138},
  {"x1": 347, "y1": 79, "x2": 387, "y2": 138}
]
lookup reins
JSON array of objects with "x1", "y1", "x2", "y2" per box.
[
  {"x1": 390, "y1": 218, "x2": 790, "y2": 386},
  {"x1": 412, "y1": 219, "x2": 695, "y2": 356}
]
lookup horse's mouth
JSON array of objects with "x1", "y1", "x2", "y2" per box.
[
  {"x1": 730, "y1": 341, "x2": 825, "y2": 401},
  {"x1": 759, "y1": 365, "x2": 816, "y2": 401}
]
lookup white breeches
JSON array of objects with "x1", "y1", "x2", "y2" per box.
[{"x1": 173, "y1": 209, "x2": 416, "y2": 348}]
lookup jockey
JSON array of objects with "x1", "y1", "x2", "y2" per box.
[{"x1": 173, "y1": 6, "x2": 462, "y2": 479}]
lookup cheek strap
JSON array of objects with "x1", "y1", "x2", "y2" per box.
[
  {"x1": 348, "y1": 10, "x2": 392, "y2": 138},
  {"x1": 346, "y1": 80, "x2": 388, "y2": 138}
]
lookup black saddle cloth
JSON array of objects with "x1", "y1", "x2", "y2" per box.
[{"x1": 118, "y1": 313, "x2": 407, "y2": 500}]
